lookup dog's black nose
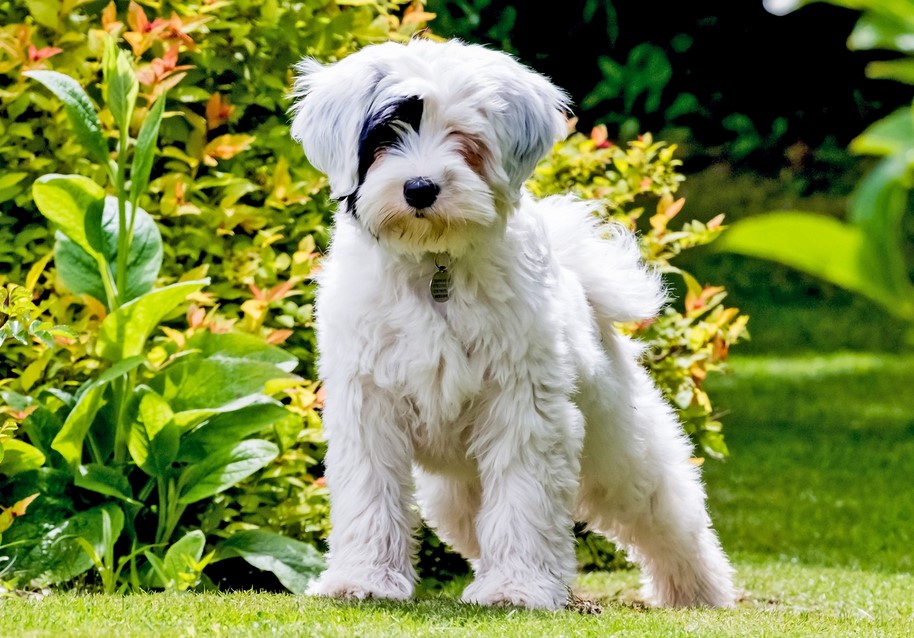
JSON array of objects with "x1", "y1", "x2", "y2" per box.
[{"x1": 403, "y1": 177, "x2": 440, "y2": 209}]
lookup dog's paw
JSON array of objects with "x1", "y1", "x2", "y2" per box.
[
  {"x1": 461, "y1": 572, "x2": 568, "y2": 610},
  {"x1": 306, "y1": 569, "x2": 414, "y2": 601}
]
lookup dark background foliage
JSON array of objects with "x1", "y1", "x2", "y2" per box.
[{"x1": 429, "y1": 0, "x2": 910, "y2": 167}]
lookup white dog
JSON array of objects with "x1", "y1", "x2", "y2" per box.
[{"x1": 290, "y1": 38, "x2": 735, "y2": 610}]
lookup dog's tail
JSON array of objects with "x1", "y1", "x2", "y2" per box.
[{"x1": 539, "y1": 195, "x2": 666, "y2": 323}]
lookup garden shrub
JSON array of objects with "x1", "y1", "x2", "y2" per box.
[{"x1": 0, "y1": 2, "x2": 746, "y2": 590}]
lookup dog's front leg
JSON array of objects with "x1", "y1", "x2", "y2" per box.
[
  {"x1": 461, "y1": 385, "x2": 583, "y2": 610},
  {"x1": 307, "y1": 382, "x2": 417, "y2": 601}
]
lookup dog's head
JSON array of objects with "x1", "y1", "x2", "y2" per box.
[{"x1": 290, "y1": 39, "x2": 569, "y2": 256}]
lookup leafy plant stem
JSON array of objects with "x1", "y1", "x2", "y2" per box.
[
  {"x1": 94, "y1": 254, "x2": 119, "y2": 311},
  {"x1": 128, "y1": 192, "x2": 140, "y2": 240},
  {"x1": 115, "y1": 128, "x2": 130, "y2": 304},
  {"x1": 158, "y1": 479, "x2": 185, "y2": 547},
  {"x1": 155, "y1": 476, "x2": 168, "y2": 545},
  {"x1": 112, "y1": 371, "x2": 135, "y2": 465},
  {"x1": 138, "y1": 477, "x2": 155, "y2": 502},
  {"x1": 87, "y1": 431, "x2": 104, "y2": 465}
]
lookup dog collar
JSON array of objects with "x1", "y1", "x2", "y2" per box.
[{"x1": 430, "y1": 254, "x2": 451, "y2": 303}]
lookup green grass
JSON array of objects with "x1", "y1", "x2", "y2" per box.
[
  {"x1": 3, "y1": 353, "x2": 914, "y2": 637},
  {"x1": 1, "y1": 566, "x2": 912, "y2": 638},
  {"x1": 704, "y1": 352, "x2": 914, "y2": 572}
]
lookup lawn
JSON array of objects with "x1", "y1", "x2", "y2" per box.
[{"x1": 3, "y1": 352, "x2": 913, "y2": 637}]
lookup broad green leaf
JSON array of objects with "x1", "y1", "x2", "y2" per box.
[
  {"x1": 186, "y1": 331, "x2": 298, "y2": 372},
  {"x1": 717, "y1": 212, "x2": 914, "y2": 320},
  {"x1": 17, "y1": 403, "x2": 63, "y2": 462},
  {"x1": 214, "y1": 530, "x2": 324, "y2": 594},
  {"x1": 51, "y1": 356, "x2": 145, "y2": 468},
  {"x1": 130, "y1": 94, "x2": 167, "y2": 204},
  {"x1": 150, "y1": 356, "x2": 299, "y2": 414},
  {"x1": 129, "y1": 387, "x2": 181, "y2": 476},
  {"x1": 32, "y1": 174, "x2": 106, "y2": 255},
  {"x1": 74, "y1": 463, "x2": 139, "y2": 504},
  {"x1": 96, "y1": 197, "x2": 162, "y2": 299},
  {"x1": 25, "y1": 504, "x2": 124, "y2": 586},
  {"x1": 23, "y1": 71, "x2": 108, "y2": 165},
  {"x1": 849, "y1": 108, "x2": 914, "y2": 158},
  {"x1": 148, "y1": 424, "x2": 180, "y2": 477},
  {"x1": 177, "y1": 439, "x2": 279, "y2": 504},
  {"x1": 170, "y1": 395, "x2": 277, "y2": 432},
  {"x1": 0, "y1": 469, "x2": 73, "y2": 575},
  {"x1": 178, "y1": 399, "x2": 293, "y2": 462},
  {"x1": 104, "y1": 38, "x2": 138, "y2": 134},
  {"x1": 0, "y1": 439, "x2": 46, "y2": 476},
  {"x1": 55, "y1": 196, "x2": 163, "y2": 307},
  {"x1": 162, "y1": 530, "x2": 206, "y2": 586},
  {"x1": 97, "y1": 280, "x2": 208, "y2": 362},
  {"x1": 138, "y1": 387, "x2": 174, "y2": 440},
  {"x1": 848, "y1": 157, "x2": 914, "y2": 310},
  {"x1": 54, "y1": 230, "x2": 110, "y2": 304}
]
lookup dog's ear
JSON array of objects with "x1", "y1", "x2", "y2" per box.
[
  {"x1": 290, "y1": 57, "x2": 378, "y2": 200},
  {"x1": 488, "y1": 60, "x2": 570, "y2": 192}
]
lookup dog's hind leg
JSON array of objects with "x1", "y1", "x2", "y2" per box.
[
  {"x1": 574, "y1": 329, "x2": 736, "y2": 608},
  {"x1": 415, "y1": 470, "x2": 482, "y2": 561}
]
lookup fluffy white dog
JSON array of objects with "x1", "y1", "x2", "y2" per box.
[{"x1": 290, "y1": 38, "x2": 735, "y2": 610}]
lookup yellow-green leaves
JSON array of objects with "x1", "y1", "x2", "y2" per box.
[
  {"x1": 32, "y1": 174, "x2": 106, "y2": 255},
  {"x1": 97, "y1": 280, "x2": 208, "y2": 362}
]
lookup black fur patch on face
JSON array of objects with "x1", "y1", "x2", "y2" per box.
[
  {"x1": 356, "y1": 95, "x2": 423, "y2": 184},
  {"x1": 339, "y1": 189, "x2": 359, "y2": 220}
]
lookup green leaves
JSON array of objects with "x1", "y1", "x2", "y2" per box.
[
  {"x1": 25, "y1": 504, "x2": 124, "y2": 586},
  {"x1": 75, "y1": 464, "x2": 139, "y2": 505},
  {"x1": 720, "y1": 65, "x2": 914, "y2": 323},
  {"x1": 214, "y1": 530, "x2": 324, "y2": 594},
  {"x1": 178, "y1": 399, "x2": 291, "y2": 463},
  {"x1": 129, "y1": 388, "x2": 180, "y2": 476},
  {"x1": 32, "y1": 175, "x2": 106, "y2": 254},
  {"x1": 97, "y1": 280, "x2": 208, "y2": 362},
  {"x1": 130, "y1": 95, "x2": 167, "y2": 204},
  {"x1": 54, "y1": 197, "x2": 164, "y2": 308},
  {"x1": 51, "y1": 355, "x2": 145, "y2": 468},
  {"x1": 104, "y1": 37, "x2": 139, "y2": 135},
  {"x1": 178, "y1": 439, "x2": 279, "y2": 505},
  {"x1": 718, "y1": 213, "x2": 876, "y2": 294},
  {"x1": 849, "y1": 107, "x2": 914, "y2": 157},
  {"x1": 146, "y1": 530, "x2": 210, "y2": 592},
  {"x1": 151, "y1": 356, "x2": 299, "y2": 415},
  {"x1": 23, "y1": 71, "x2": 109, "y2": 166},
  {"x1": 33, "y1": 175, "x2": 165, "y2": 309},
  {"x1": 0, "y1": 439, "x2": 46, "y2": 476}
]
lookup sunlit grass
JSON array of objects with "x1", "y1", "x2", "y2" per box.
[{"x1": 3, "y1": 353, "x2": 913, "y2": 636}]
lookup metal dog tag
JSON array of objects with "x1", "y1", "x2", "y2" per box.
[{"x1": 430, "y1": 268, "x2": 450, "y2": 303}]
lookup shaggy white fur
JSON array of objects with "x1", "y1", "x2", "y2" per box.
[{"x1": 290, "y1": 38, "x2": 735, "y2": 610}]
